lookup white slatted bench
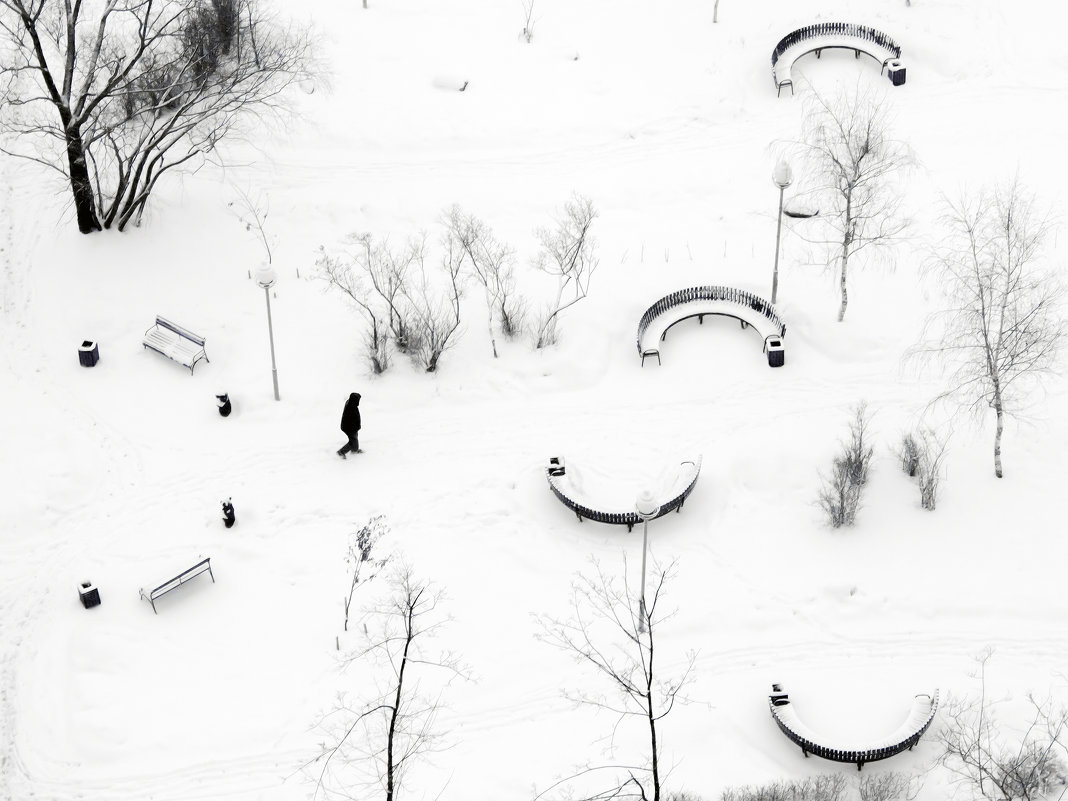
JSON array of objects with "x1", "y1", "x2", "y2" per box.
[
  {"x1": 546, "y1": 456, "x2": 702, "y2": 530},
  {"x1": 143, "y1": 315, "x2": 209, "y2": 374},
  {"x1": 139, "y1": 557, "x2": 215, "y2": 614},
  {"x1": 636, "y1": 286, "x2": 786, "y2": 367},
  {"x1": 772, "y1": 23, "x2": 903, "y2": 97},
  {"x1": 768, "y1": 684, "x2": 939, "y2": 770}
]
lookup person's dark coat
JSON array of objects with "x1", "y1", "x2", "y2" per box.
[{"x1": 340, "y1": 393, "x2": 362, "y2": 436}]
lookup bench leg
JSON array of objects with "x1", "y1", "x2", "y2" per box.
[
  {"x1": 575, "y1": 512, "x2": 583, "y2": 522},
  {"x1": 626, "y1": 522, "x2": 634, "y2": 532}
]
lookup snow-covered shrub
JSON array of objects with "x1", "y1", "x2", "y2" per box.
[
  {"x1": 497, "y1": 280, "x2": 527, "y2": 339},
  {"x1": 898, "y1": 432, "x2": 921, "y2": 477},
  {"x1": 721, "y1": 775, "x2": 847, "y2": 801},
  {"x1": 858, "y1": 772, "x2": 915, "y2": 801},
  {"x1": 916, "y1": 428, "x2": 949, "y2": 511},
  {"x1": 818, "y1": 457, "x2": 863, "y2": 528},
  {"x1": 843, "y1": 402, "x2": 874, "y2": 486},
  {"x1": 817, "y1": 403, "x2": 873, "y2": 527}
]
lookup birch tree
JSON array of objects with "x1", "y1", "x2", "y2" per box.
[
  {"x1": 536, "y1": 557, "x2": 695, "y2": 801},
  {"x1": 911, "y1": 183, "x2": 1064, "y2": 478},
  {"x1": 0, "y1": 0, "x2": 314, "y2": 233},
  {"x1": 798, "y1": 87, "x2": 911, "y2": 321},
  {"x1": 309, "y1": 566, "x2": 467, "y2": 801}
]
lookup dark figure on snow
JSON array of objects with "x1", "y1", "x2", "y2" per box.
[
  {"x1": 337, "y1": 392, "x2": 362, "y2": 459},
  {"x1": 216, "y1": 392, "x2": 232, "y2": 417},
  {"x1": 221, "y1": 499, "x2": 236, "y2": 528}
]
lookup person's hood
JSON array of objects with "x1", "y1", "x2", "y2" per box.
[{"x1": 350, "y1": 393, "x2": 361, "y2": 404}]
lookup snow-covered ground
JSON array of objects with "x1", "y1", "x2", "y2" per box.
[{"x1": 2, "y1": 0, "x2": 1067, "y2": 799}]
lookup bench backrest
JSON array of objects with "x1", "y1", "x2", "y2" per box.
[
  {"x1": 149, "y1": 557, "x2": 212, "y2": 599},
  {"x1": 636, "y1": 286, "x2": 785, "y2": 352},
  {"x1": 155, "y1": 315, "x2": 206, "y2": 347},
  {"x1": 547, "y1": 457, "x2": 702, "y2": 524},
  {"x1": 771, "y1": 23, "x2": 901, "y2": 67},
  {"x1": 769, "y1": 689, "x2": 938, "y2": 764}
]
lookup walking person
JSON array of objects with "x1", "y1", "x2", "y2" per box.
[{"x1": 337, "y1": 392, "x2": 362, "y2": 459}]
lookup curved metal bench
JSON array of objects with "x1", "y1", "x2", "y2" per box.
[
  {"x1": 771, "y1": 23, "x2": 903, "y2": 97},
  {"x1": 636, "y1": 286, "x2": 786, "y2": 367},
  {"x1": 768, "y1": 684, "x2": 939, "y2": 770},
  {"x1": 546, "y1": 456, "x2": 702, "y2": 530}
]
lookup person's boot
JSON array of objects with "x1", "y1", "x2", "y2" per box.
[{"x1": 337, "y1": 449, "x2": 347, "y2": 460}]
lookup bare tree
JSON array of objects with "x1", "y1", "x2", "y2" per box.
[
  {"x1": 0, "y1": 0, "x2": 315, "y2": 233},
  {"x1": 520, "y1": 0, "x2": 535, "y2": 42},
  {"x1": 354, "y1": 234, "x2": 421, "y2": 352},
  {"x1": 816, "y1": 402, "x2": 872, "y2": 527},
  {"x1": 939, "y1": 653, "x2": 1068, "y2": 801},
  {"x1": 341, "y1": 515, "x2": 389, "y2": 638},
  {"x1": 536, "y1": 557, "x2": 695, "y2": 801},
  {"x1": 444, "y1": 206, "x2": 516, "y2": 358},
  {"x1": 713, "y1": 0, "x2": 720, "y2": 23},
  {"x1": 797, "y1": 87, "x2": 911, "y2": 321},
  {"x1": 308, "y1": 566, "x2": 467, "y2": 801},
  {"x1": 533, "y1": 194, "x2": 599, "y2": 348},
  {"x1": 230, "y1": 184, "x2": 273, "y2": 265},
  {"x1": 317, "y1": 246, "x2": 391, "y2": 374},
  {"x1": 910, "y1": 182, "x2": 1064, "y2": 478},
  {"x1": 915, "y1": 427, "x2": 949, "y2": 510},
  {"x1": 403, "y1": 233, "x2": 464, "y2": 373}
]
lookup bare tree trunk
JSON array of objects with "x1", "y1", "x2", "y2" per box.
[
  {"x1": 646, "y1": 685, "x2": 660, "y2": 800},
  {"x1": 713, "y1": 0, "x2": 720, "y2": 22},
  {"x1": 385, "y1": 604, "x2": 414, "y2": 801},
  {"x1": 993, "y1": 393, "x2": 1004, "y2": 478},
  {"x1": 838, "y1": 193, "x2": 853, "y2": 322},
  {"x1": 483, "y1": 284, "x2": 498, "y2": 358},
  {"x1": 64, "y1": 120, "x2": 102, "y2": 233}
]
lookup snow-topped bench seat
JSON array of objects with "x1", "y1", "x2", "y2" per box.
[
  {"x1": 546, "y1": 456, "x2": 702, "y2": 530},
  {"x1": 143, "y1": 315, "x2": 209, "y2": 374},
  {"x1": 636, "y1": 286, "x2": 786, "y2": 367},
  {"x1": 768, "y1": 684, "x2": 939, "y2": 770},
  {"x1": 771, "y1": 23, "x2": 903, "y2": 97}
]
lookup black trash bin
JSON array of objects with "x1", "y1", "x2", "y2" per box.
[
  {"x1": 79, "y1": 581, "x2": 101, "y2": 609},
  {"x1": 886, "y1": 59, "x2": 906, "y2": 86},
  {"x1": 79, "y1": 340, "x2": 100, "y2": 367},
  {"x1": 765, "y1": 337, "x2": 785, "y2": 368}
]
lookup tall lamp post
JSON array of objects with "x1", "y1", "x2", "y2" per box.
[
  {"x1": 771, "y1": 160, "x2": 793, "y2": 305},
  {"x1": 635, "y1": 489, "x2": 661, "y2": 634},
  {"x1": 255, "y1": 264, "x2": 281, "y2": 401}
]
